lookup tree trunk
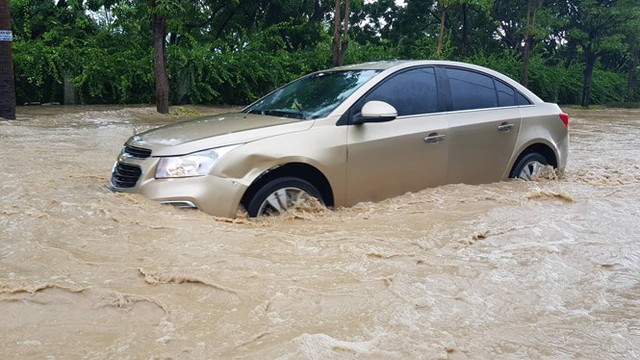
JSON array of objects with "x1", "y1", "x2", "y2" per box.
[
  {"x1": 521, "y1": 0, "x2": 533, "y2": 87},
  {"x1": 436, "y1": 3, "x2": 446, "y2": 58},
  {"x1": 152, "y1": 0, "x2": 169, "y2": 114},
  {"x1": 628, "y1": 45, "x2": 639, "y2": 102},
  {"x1": 521, "y1": 36, "x2": 532, "y2": 87},
  {"x1": 63, "y1": 74, "x2": 76, "y2": 105},
  {"x1": 461, "y1": 4, "x2": 468, "y2": 55},
  {"x1": 332, "y1": 0, "x2": 350, "y2": 67},
  {"x1": 581, "y1": 52, "x2": 597, "y2": 108},
  {"x1": 0, "y1": 0, "x2": 16, "y2": 120},
  {"x1": 521, "y1": 0, "x2": 542, "y2": 87}
]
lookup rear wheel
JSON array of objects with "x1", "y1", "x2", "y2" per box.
[
  {"x1": 246, "y1": 177, "x2": 323, "y2": 217},
  {"x1": 510, "y1": 153, "x2": 548, "y2": 180}
]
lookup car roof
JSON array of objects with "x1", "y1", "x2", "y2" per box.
[
  {"x1": 329, "y1": 61, "x2": 409, "y2": 71},
  {"x1": 328, "y1": 60, "x2": 480, "y2": 71}
]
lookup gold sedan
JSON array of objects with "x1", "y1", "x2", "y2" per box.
[{"x1": 110, "y1": 61, "x2": 569, "y2": 217}]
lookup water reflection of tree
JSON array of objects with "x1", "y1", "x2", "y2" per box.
[
  {"x1": 296, "y1": 71, "x2": 377, "y2": 119},
  {"x1": 247, "y1": 70, "x2": 378, "y2": 120}
]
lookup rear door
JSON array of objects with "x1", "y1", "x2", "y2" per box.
[
  {"x1": 345, "y1": 67, "x2": 449, "y2": 205},
  {"x1": 442, "y1": 67, "x2": 523, "y2": 184}
]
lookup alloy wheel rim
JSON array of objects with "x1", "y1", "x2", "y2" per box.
[
  {"x1": 519, "y1": 161, "x2": 545, "y2": 181},
  {"x1": 257, "y1": 187, "x2": 310, "y2": 216}
]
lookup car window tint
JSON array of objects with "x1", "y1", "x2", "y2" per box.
[
  {"x1": 447, "y1": 68, "x2": 498, "y2": 110},
  {"x1": 516, "y1": 91, "x2": 532, "y2": 105},
  {"x1": 363, "y1": 67, "x2": 438, "y2": 116},
  {"x1": 496, "y1": 80, "x2": 516, "y2": 106}
]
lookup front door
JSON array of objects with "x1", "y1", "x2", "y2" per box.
[{"x1": 345, "y1": 67, "x2": 450, "y2": 206}]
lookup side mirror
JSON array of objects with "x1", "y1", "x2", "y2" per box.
[{"x1": 354, "y1": 100, "x2": 398, "y2": 125}]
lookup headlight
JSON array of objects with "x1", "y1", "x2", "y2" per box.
[{"x1": 155, "y1": 145, "x2": 240, "y2": 179}]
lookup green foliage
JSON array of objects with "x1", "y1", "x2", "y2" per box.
[
  {"x1": 8, "y1": 0, "x2": 640, "y2": 106},
  {"x1": 75, "y1": 34, "x2": 154, "y2": 104},
  {"x1": 530, "y1": 61, "x2": 582, "y2": 105},
  {"x1": 344, "y1": 42, "x2": 397, "y2": 64},
  {"x1": 589, "y1": 68, "x2": 627, "y2": 104},
  {"x1": 12, "y1": 40, "x2": 53, "y2": 102},
  {"x1": 165, "y1": 24, "x2": 333, "y2": 105},
  {"x1": 464, "y1": 51, "x2": 522, "y2": 80},
  {"x1": 459, "y1": 51, "x2": 621, "y2": 105}
]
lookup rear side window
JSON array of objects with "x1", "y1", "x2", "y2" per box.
[
  {"x1": 516, "y1": 91, "x2": 532, "y2": 105},
  {"x1": 362, "y1": 67, "x2": 438, "y2": 116},
  {"x1": 447, "y1": 68, "x2": 498, "y2": 110},
  {"x1": 496, "y1": 80, "x2": 532, "y2": 106},
  {"x1": 496, "y1": 81, "x2": 516, "y2": 106}
]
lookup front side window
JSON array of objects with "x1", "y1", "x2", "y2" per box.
[
  {"x1": 361, "y1": 67, "x2": 438, "y2": 116},
  {"x1": 447, "y1": 68, "x2": 498, "y2": 111},
  {"x1": 245, "y1": 70, "x2": 380, "y2": 120}
]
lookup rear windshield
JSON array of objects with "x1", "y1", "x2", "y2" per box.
[{"x1": 244, "y1": 70, "x2": 381, "y2": 120}]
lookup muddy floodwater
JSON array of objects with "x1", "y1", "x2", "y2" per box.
[{"x1": 1, "y1": 106, "x2": 639, "y2": 359}]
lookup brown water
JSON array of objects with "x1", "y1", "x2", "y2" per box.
[{"x1": 1, "y1": 106, "x2": 639, "y2": 359}]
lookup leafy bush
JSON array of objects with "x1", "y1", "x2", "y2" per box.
[{"x1": 590, "y1": 68, "x2": 627, "y2": 104}]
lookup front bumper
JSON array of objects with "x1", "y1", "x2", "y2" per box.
[{"x1": 110, "y1": 157, "x2": 247, "y2": 218}]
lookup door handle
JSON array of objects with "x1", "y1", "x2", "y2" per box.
[
  {"x1": 497, "y1": 123, "x2": 515, "y2": 132},
  {"x1": 424, "y1": 133, "x2": 446, "y2": 143}
]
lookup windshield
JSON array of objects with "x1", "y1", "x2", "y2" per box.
[{"x1": 244, "y1": 70, "x2": 380, "y2": 120}]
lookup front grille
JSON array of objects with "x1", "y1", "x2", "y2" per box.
[
  {"x1": 111, "y1": 163, "x2": 142, "y2": 188},
  {"x1": 124, "y1": 145, "x2": 152, "y2": 159}
]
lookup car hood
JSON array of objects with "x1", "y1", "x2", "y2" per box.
[{"x1": 129, "y1": 112, "x2": 312, "y2": 156}]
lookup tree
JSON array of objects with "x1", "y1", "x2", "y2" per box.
[
  {"x1": 350, "y1": 0, "x2": 400, "y2": 44},
  {"x1": 332, "y1": 0, "x2": 350, "y2": 66},
  {"x1": 622, "y1": 3, "x2": 640, "y2": 102},
  {"x1": 564, "y1": 0, "x2": 635, "y2": 107},
  {"x1": 151, "y1": 0, "x2": 169, "y2": 113},
  {"x1": 4, "y1": 0, "x2": 640, "y2": 107},
  {"x1": 11, "y1": 0, "x2": 105, "y2": 104},
  {"x1": 435, "y1": 0, "x2": 493, "y2": 57},
  {"x1": 0, "y1": 0, "x2": 16, "y2": 120},
  {"x1": 521, "y1": 0, "x2": 543, "y2": 87},
  {"x1": 436, "y1": 0, "x2": 447, "y2": 57}
]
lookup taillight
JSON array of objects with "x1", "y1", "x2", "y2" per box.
[{"x1": 559, "y1": 112, "x2": 569, "y2": 128}]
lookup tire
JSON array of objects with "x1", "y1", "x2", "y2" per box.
[
  {"x1": 246, "y1": 177, "x2": 323, "y2": 217},
  {"x1": 510, "y1": 152, "x2": 548, "y2": 180}
]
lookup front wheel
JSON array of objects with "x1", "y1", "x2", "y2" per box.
[
  {"x1": 510, "y1": 152, "x2": 549, "y2": 180},
  {"x1": 246, "y1": 177, "x2": 323, "y2": 217}
]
